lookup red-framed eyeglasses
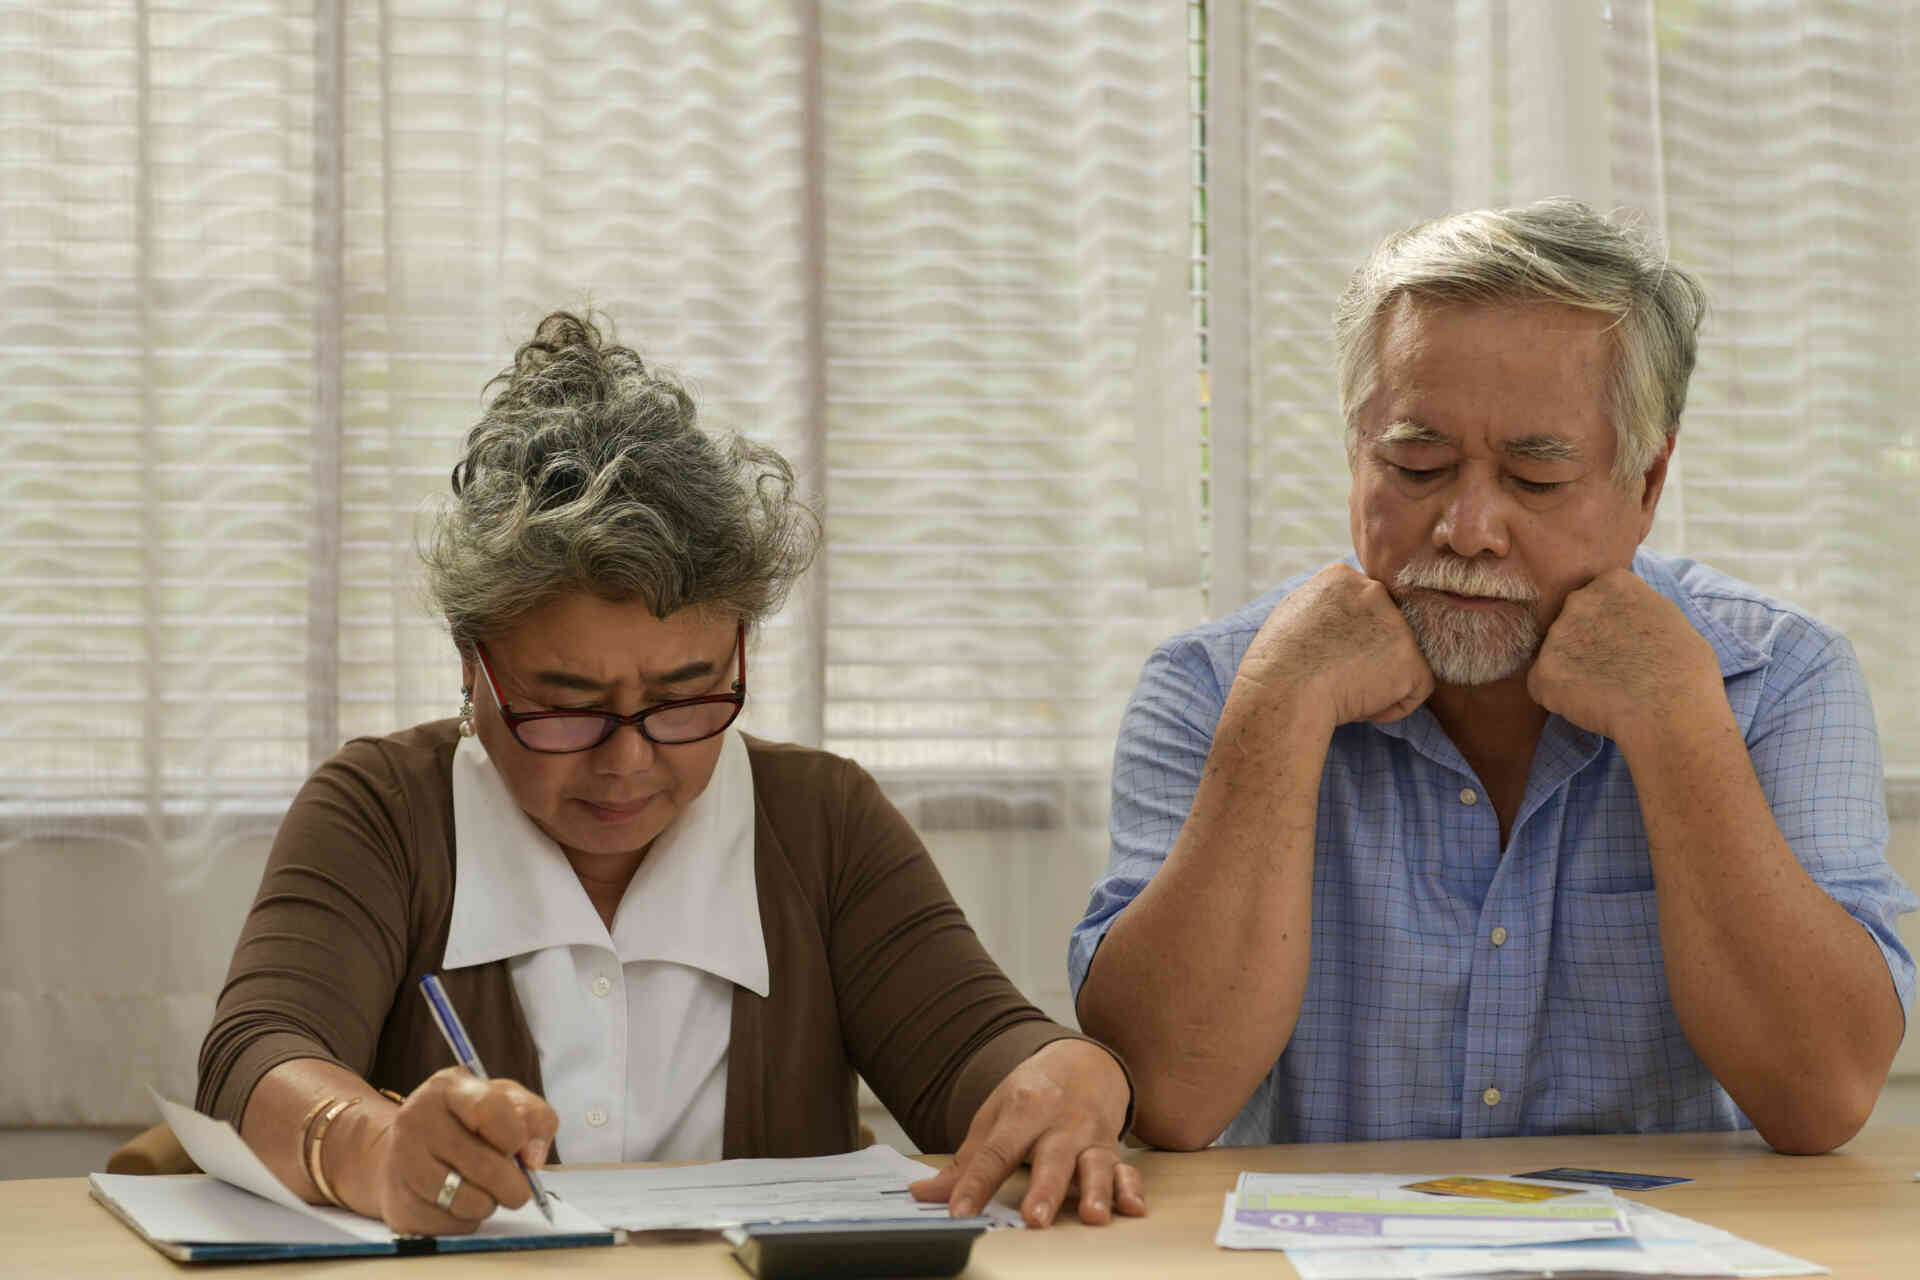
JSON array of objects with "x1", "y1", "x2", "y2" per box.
[{"x1": 471, "y1": 623, "x2": 746, "y2": 753}]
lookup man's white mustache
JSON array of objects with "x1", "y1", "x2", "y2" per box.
[{"x1": 1394, "y1": 559, "x2": 1538, "y2": 603}]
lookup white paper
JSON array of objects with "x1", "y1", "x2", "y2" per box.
[
  {"x1": 1621, "y1": 1203, "x2": 1829, "y2": 1278},
  {"x1": 1223, "y1": 1196, "x2": 1829, "y2": 1280},
  {"x1": 149, "y1": 1097, "x2": 1009, "y2": 1243},
  {"x1": 1215, "y1": 1172, "x2": 1629, "y2": 1251},
  {"x1": 91, "y1": 1174, "x2": 365, "y2": 1246},
  {"x1": 154, "y1": 1092, "x2": 391, "y2": 1243},
  {"x1": 541, "y1": 1145, "x2": 1021, "y2": 1231},
  {"x1": 150, "y1": 1092, "x2": 607, "y2": 1241},
  {"x1": 1280, "y1": 1242, "x2": 1730, "y2": 1279},
  {"x1": 154, "y1": 1092, "x2": 320, "y2": 1215}
]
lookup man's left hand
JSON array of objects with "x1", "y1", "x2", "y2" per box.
[
  {"x1": 908, "y1": 1039, "x2": 1145, "y2": 1227},
  {"x1": 1528, "y1": 568, "x2": 1722, "y2": 744}
]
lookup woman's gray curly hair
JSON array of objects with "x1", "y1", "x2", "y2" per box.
[{"x1": 423, "y1": 311, "x2": 820, "y2": 649}]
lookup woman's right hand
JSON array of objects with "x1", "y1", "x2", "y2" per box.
[{"x1": 366, "y1": 1067, "x2": 558, "y2": 1235}]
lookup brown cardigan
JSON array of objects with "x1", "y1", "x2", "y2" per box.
[{"x1": 197, "y1": 721, "x2": 1107, "y2": 1160}]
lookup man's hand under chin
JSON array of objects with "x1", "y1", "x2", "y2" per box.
[
  {"x1": 1240, "y1": 563, "x2": 1435, "y2": 729},
  {"x1": 1527, "y1": 568, "x2": 1723, "y2": 743}
]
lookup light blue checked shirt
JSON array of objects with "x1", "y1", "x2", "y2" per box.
[{"x1": 1069, "y1": 550, "x2": 1916, "y2": 1145}]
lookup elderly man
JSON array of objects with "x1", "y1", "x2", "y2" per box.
[{"x1": 1072, "y1": 199, "x2": 1915, "y2": 1155}]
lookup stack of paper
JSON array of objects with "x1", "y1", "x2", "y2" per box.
[
  {"x1": 1213, "y1": 1173, "x2": 1827, "y2": 1278},
  {"x1": 95, "y1": 1096, "x2": 1007, "y2": 1264},
  {"x1": 541, "y1": 1145, "x2": 1022, "y2": 1231}
]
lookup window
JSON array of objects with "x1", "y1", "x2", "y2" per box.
[{"x1": 3, "y1": 0, "x2": 1914, "y2": 1124}]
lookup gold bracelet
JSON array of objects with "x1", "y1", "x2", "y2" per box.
[
  {"x1": 298, "y1": 1095, "x2": 341, "y2": 1203},
  {"x1": 295, "y1": 1094, "x2": 337, "y2": 1195},
  {"x1": 304, "y1": 1097, "x2": 362, "y2": 1208}
]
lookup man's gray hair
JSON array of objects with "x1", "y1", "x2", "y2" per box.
[
  {"x1": 424, "y1": 311, "x2": 820, "y2": 649},
  {"x1": 1333, "y1": 198, "x2": 1708, "y2": 484}
]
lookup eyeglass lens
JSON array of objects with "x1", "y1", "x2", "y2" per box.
[{"x1": 513, "y1": 699, "x2": 739, "y2": 751}]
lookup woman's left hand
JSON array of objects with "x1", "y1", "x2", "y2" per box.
[{"x1": 908, "y1": 1039, "x2": 1146, "y2": 1227}]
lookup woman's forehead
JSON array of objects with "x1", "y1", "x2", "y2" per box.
[{"x1": 492, "y1": 594, "x2": 737, "y2": 684}]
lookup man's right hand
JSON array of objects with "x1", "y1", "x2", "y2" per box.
[
  {"x1": 1236, "y1": 563, "x2": 1432, "y2": 728},
  {"x1": 368, "y1": 1067, "x2": 557, "y2": 1236},
  {"x1": 1077, "y1": 565, "x2": 1430, "y2": 1149}
]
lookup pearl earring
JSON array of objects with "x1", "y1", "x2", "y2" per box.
[{"x1": 458, "y1": 690, "x2": 475, "y2": 737}]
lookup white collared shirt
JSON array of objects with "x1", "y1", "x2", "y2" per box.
[{"x1": 443, "y1": 729, "x2": 768, "y2": 1163}]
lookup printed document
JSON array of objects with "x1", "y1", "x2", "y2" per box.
[
  {"x1": 541, "y1": 1145, "x2": 1022, "y2": 1231},
  {"x1": 1216, "y1": 1172, "x2": 1629, "y2": 1250},
  {"x1": 1213, "y1": 1173, "x2": 1827, "y2": 1279}
]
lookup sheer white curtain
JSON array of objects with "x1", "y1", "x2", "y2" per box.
[
  {"x1": 815, "y1": 3, "x2": 1194, "y2": 1027},
  {"x1": 0, "y1": 0, "x2": 1188, "y2": 1124},
  {"x1": 6, "y1": 0, "x2": 1915, "y2": 1128},
  {"x1": 1203, "y1": 0, "x2": 1918, "y2": 768}
]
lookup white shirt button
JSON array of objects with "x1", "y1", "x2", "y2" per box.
[
  {"x1": 1490, "y1": 926, "x2": 1509, "y2": 947},
  {"x1": 586, "y1": 1106, "x2": 608, "y2": 1128},
  {"x1": 1482, "y1": 1087, "x2": 1501, "y2": 1107},
  {"x1": 590, "y1": 975, "x2": 612, "y2": 998},
  {"x1": 1459, "y1": 787, "x2": 1479, "y2": 805}
]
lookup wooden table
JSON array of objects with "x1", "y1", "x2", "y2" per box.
[{"x1": 4, "y1": 1125, "x2": 1916, "y2": 1277}]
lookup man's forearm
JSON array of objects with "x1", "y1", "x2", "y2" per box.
[
  {"x1": 1077, "y1": 684, "x2": 1331, "y2": 1150},
  {"x1": 1625, "y1": 700, "x2": 1904, "y2": 1154}
]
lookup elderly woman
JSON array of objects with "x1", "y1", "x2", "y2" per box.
[{"x1": 195, "y1": 312, "x2": 1142, "y2": 1235}]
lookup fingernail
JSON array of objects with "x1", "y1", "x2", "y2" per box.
[
  {"x1": 1091, "y1": 1198, "x2": 1107, "y2": 1215},
  {"x1": 1032, "y1": 1203, "x2": 1052, "y2": 1227},
  {"x1": 951, "y1": 1199, "x2": 972, "y2": 1218}
]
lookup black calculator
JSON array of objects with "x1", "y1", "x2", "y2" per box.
[{"x1": 727, "y1": 1218, "x2": 990, "y2": 1279}]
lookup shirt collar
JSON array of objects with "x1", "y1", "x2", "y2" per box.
[{"x1": 444, "y1": 729, "x2": 769, "y2": 997}]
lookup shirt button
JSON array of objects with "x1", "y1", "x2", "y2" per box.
[
  {"x1": 1459, "y1": 787, "x2": 1479, "y2": 805},
  {"x1": 1482, "y1": 1087, "x2": 1502, "y2": 1107},
  {"x1": 586, "y1": 1106, "x2": 608, "y2": 1128},
  {"x1": 1490, "y1": 926, "x2": 1509, "y2": 947},
  {"x1": 591, "y1": 975, "x2": 612, "y2": 998}
]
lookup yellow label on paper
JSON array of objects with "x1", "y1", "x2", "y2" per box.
[{"x1": 1403, "y1": 1177, "x2": 1579, "y2": 1203}]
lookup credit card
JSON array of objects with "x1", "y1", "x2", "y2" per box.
[{"x1": 1514, "y1": 1167, "x2": 1692, "y2": 1190}]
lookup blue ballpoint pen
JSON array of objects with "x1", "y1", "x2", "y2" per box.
[{"x1": 418, "y1": 972, "x2": 556, "y2": 1224}]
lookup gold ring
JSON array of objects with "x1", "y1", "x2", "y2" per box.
[{"x1": 435, "y1": 1169, "x2": 463, "y2": 1212}]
